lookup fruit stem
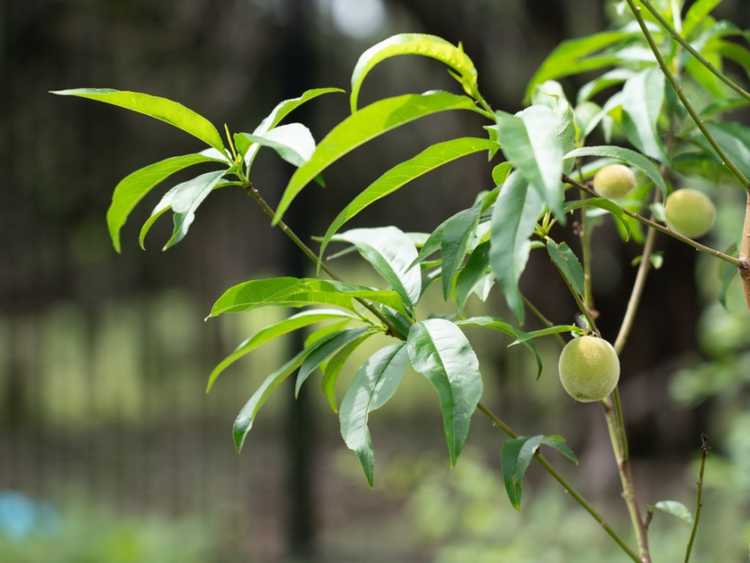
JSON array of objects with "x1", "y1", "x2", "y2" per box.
[{"x1": 740, "y1": 191, "x2": 750, "y2": 310}]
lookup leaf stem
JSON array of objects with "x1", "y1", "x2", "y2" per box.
[
  {"x1": 684, "y1": 437, "x2": 709, "y2": 563},
  {"x1": 522, "y1": 296, "x2": 566, "y2": 347},
  {"x1": 636, "y1": 0, "x2": 750, "y2": 104},
  {"x1": 563, "y1": 175, "x2": 741, "y2": 267},
  {"x1": 477, "y1": 403, "x2": 641, "y2": 563},
  {"x1": 625, "y1": 0, "x2": 750, "y2": 190}
]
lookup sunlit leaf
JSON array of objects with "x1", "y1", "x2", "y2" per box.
[
  {"x1": 51, "y1": 88, "x2": 225, "y2": 150},
  {"x1": 239, "y1": 123, "x2": 315, "y2": 167},
  {"x1": 622, "y1": 69, "x2": 667, "y2": 162},
  {"x1": 139, "y1": 170, "x2": 225, "y2": 250},
  {"x1": 103, "y1": 153, "x2": 219, "y2": 253},
  {"x1": 489, "y1": 173, "x2": 545, "y2": 323},
  {"x1": 340, "y1": 344, "x2": 409, "y2": 485},
  {"x1": 350, "y1": 33, "x2": 479, "y2": 111},
  {"x1": 274, "y1": 92, "x2": 482, "y2": 224},
  {"x1": 653, "y1": 500, "x2": 694, "y2": 526},
  {"x1": 407, "y1": 319, "x2": 483, "y2": 465},
  {"x1": 332, "y1": 227, "x2": 422, "y2": 308},
  {"x1": 207, "y1": 309, "x2": 359, "y2": 393}
]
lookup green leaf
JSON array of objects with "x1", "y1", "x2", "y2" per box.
[
  {"x1": 295, "y1": 328, "x2": 373, "y2": 397},
  {"x1": 701, "y1": 122, "x2": 750, "y2": 180},
  {"x1": 350, "y1": 33, "x2": 479, "y2": 112},
  {"x1": 332, "y1": 227, "x2": 422, "y2": 307},
  {"x1": 233, "y1": 349, "x2": 308, "y2": 452},
  {"x1": 622, "y1": 69, "x2": 667, "y2": 162},
  {"x1": 455, "y1": 241, "x2": 491, "y2": 311},
  {"x1": 509, "y1": 325, "x2": 582, "y2": 347},
  {"x1": 494, "y1": 105, "x2": 574, "y2": 220},
  {"x1": 138, "y1": 170, "x2": 225, "y2": 250},
  {"x1": 653, "y1": 500, "x2": 694, "y2": 526},
  {"x1": 526, "y1": 31, "x2": 633, "y2": 101},
  {"x1": 274, "y1": 92, "x2": 482, "y2": 224},
  {"x1": 577, "y1": 68, "x2": 635, "y2": 103},
  {"x1": 440, "y1": 208, "x2": 480, "y2": 300},
  {"x1": 319, "y1": 137, "x2": 494, "y2": 260},
  {"x1": 457, "y1": 316, "x2": 543, "y2": 379},
  {"x1": 208, "y1": 277, "x2": 407, "y2": 317},
  {"x1": 340, "y1": 344, "x2": 409, "y2": 485},
  {"x1": 51, "y1": 88, "x2": 225, "y2": 151},
  {"x1": 491, "y1": 162, "x2": 513, "y2": 186},
  {"x1": 321, "y1": 333, "x2": 373, "y2": 413},
  {"x1": 683, "y1": 0, "x2": 723, "y2": 39},
  {"x1": 105, "y1": 153, "x2": 218, "y2": 253},
  {"x1": 564, "y1": 145, "x2": 668, "y2": 196},
  {"x1": 206, "y1": 309, "x2": 358, "y2": 393},
  {"x1": 489, "y1": 173, "x2": 545, "y2": 323},
  {"x1": 238, "y1": 123, "x2": 315, "y2": 168},
  {"x1": 501, "y1": 434, "x2": 578, "y2": 510},
  {"x1": 717, "y1": 41, "x2": 750, "y2": 80},
  {"x1": 546, "y1": 240, "x2": 585, "y2": 297},
  {"x1": 407, "y1": 319, "x2": 483, "y2": 465},
  {"x1": 242, "y1": 87, "x2": 343, "y2": 170}
]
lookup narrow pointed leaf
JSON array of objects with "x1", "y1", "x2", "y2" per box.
[
  {"x1": 332, "y1": 227, "x2": 422, "y2": 307},
  {"x1": 139, "y1": 170, "x2": 225, "y2": 250},
  {"x1": 274, "y1": 92, "x2": 481, "y2": 224},
  {"x1": 622, "y1": 69, "x2": 667, "y2": 162},
  {"x1": 51, "y1": 88, "x2": 225, "y2": 150},
  {"x1": 440, "y1": 208, "x2": 480, "y2": 300},
  {"x1": 233, "y1": 350, "x2": 308, "y2": 452},
  {"x1": 526, "y1": 31, "x2": 633, "y2": 101},
  {"x1": 242, "y1": 87, "x2": 343, "y2": 169},
  {"x1": 340, "y1": 344, "x2": 409, "y2": 485},
  {"x1": 455, "y1": 241, "x2": 491, "y2": 311},
  {"x1": 407, "y1": 319, "x2": 483, "y2": 465},
  {"x1": 502, "y1": 434, "x2": 578, "y2": 510},
  {"x1": 546, "y1": 240, "x2": 585, "y2": 297},
  {"x1": 350, "y1": 33, "x2": 479, "y2": 111},
  {"x1": 295, "y1": 328, "x2": 373, "y2": 396},
  {"x1": 206, "y1": 309, "x2": 358, "y2": 393},
  {"x1": 653, "y1": 500, "x2": 694, "y2": 525},
  {"x1": 209, "y1": 277, "x2": 406, "y2": 317},
  {"x1": 321, "y1": 333, "x2": 373, "y2": 412},
  {"x1": 320, "y1": 137, "x2": 495, "y2": 259},
  {"x1": 494, "y1": 106, "x2": 574, "y2": 220},
  {"x1": 489, "y1": 173, "x2": 545, "y2": 323},
  {"x1": 105, "y1": 153, "x2": 217, "y2": 252},
  {"x1": 509, "y1": 325, "x2": 581, "y2": 347},
  {"x1": 239, "y1": 123, "x2": 315, "y2": 168},
  {"x1": 683, "y1": 0, "x2": 723, "y2": 38}
]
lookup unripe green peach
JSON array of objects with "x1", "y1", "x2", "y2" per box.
[
  {"x1": 665, "y1": 188, "x2": 716, "y2": 239},
  {"x1": 558, "y1": 336, "x2": 620, "y2": 403},
  {"x1": 593, "y1": 164, "x2": 636, "y2": 198}
]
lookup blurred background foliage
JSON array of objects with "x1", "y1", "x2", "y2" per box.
[{"x1": 2, "y1": 0, "x2": 750, "y2": 561}]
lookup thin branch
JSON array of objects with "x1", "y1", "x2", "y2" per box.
[
  {"x1": 615, "y1": 226, "x2": 658, "y2": 354},
  {"x1": 684, "y1": 436, "x2": 709, "y2": 563},
  {"x1": 477, "y1": 403, "x2": 641, "y2": 563},
  {"x1": 636, "y1": 0, "x2": 750, "y2": 103},
  {"x1": 563, "y1": 175, "x2": 741, "y2": 267},
  {"x1": 523, "y1": 296, "x2": 566, "y2": 347},
  {"x1": 740, "y1": 192, "x2": 750, "y2": 309},
  {"x1": 625, "y1": 0, "x2": 750, "y2": 190}
]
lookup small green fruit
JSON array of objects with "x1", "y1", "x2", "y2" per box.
[
  {"x1": 593, "y1": 164, "x2": 636, "y2": 198},
  {"x1": 558, "y1": 336, "x2": 620, "y2": 403},
  {"x1": 665, "y1": 188, "x2": 716, "y2": 239}
]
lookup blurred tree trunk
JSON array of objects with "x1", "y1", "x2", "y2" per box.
[{"x1": 281, "y1": 0, "x2": 318, "y2": 559}]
